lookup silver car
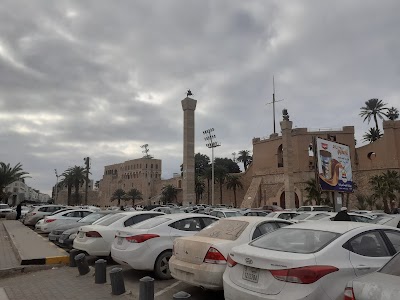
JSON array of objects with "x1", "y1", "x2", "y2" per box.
[
  {"x1": 23, "y1": 205, "x2": 67, "y2": 226},
  {"x1": 344, "y1": 250, "x2": 400, "y2": 299}
]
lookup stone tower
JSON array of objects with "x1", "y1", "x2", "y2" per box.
[{"x1": 181, "y1": 96, "x2": 197, "y2": 206}]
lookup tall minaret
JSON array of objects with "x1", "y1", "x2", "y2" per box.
[{"x1": 181, "y1": 92, "x2": 197, "y2": 206}]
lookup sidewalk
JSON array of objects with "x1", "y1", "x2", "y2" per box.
[{"x1": 0, "y1": 222, "x2": 19, "y2": 270}]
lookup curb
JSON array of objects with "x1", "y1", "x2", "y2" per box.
[
  {"x1": 2, "y1": 222, "x2": 69, "y2": 266},
  {"x1": 0, "y1": 264, "x2": 63, "y2": 279}
]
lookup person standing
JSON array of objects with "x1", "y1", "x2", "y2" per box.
[
  {"x1": 333, "y1": 207, "x2": 351, "y2": 221},
  {"x1": 390, "y1": 201, "x2": 399, "y2": 214},
  {"x1": 16, "y1": 203, "x2": 22, "y2": 220}
]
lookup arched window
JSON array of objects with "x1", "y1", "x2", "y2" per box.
[
  {"x1": 178, "y1": 180, "x2": 182, "y2": 188},
  {"x1": 277, "y1": 144, "x2": 284, "y2": 168}
]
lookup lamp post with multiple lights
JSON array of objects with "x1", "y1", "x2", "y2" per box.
[{"x1": 203, "y1": 128, "x2": 220, "y2": 206}]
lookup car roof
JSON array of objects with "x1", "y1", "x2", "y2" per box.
[
  {"x1": 118, "y1": 211, "x2": 165, "y2": 217},
  {"x1": 152, "y1": 213, "x2": 218, "y2": 220},
  {"x1": 222, "y1": 216, "x2": 291, "y2": 223},
  {"x1": 287, "y1": 221, "x2": 388, "y2": 233}
]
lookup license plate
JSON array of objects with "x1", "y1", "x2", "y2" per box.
[
  {"x1": 79, "y1": 232, "x2": 84, "y2": 238},
  {"x1": 117, "y1": 237, "x2": 123, "y2": 245},
  {"x1": 242, "y1": 266, "x2": 259, "y2": 283},
  {"x1": 59, "y1": 238, "x2": 65, "y2": 244},
  {"x1": 49, "y1": 236, "x2": 56, "y2": 241}
]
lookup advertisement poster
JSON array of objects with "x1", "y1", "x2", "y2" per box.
[{"x1": 316, "y1": 138, "x2": 353, "y2": 193}]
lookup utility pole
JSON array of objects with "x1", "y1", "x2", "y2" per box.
[
  {"x1": 203, "y1": 128, "x2": 220, "y2": 206},
  {"x1": 54, "y1": 169, "x2": 60, "y2": 204},
  {"x1": 266, "y1": 76, "x2": 284, "y2": 134},
  {"x1": 84, "y1": 157, "x2": 90, "y2": 205}
]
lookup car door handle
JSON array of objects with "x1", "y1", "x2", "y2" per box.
[{"x1": 356, "y1": 265, "x2": 371, "y2": 270}]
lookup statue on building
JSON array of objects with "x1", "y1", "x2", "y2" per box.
[
  {"x1": 282, "y1": 108, "x2": 290, "y2": 121},
  {"x1": 186, "y1": 89, "x2": 193, "y2": 97}
]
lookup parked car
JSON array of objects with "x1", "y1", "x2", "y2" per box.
[
  {"x1": 0, "y1": 204, "x2": 12, "y2": 218},
  {"x1": 259, "y1": 205, "x2": 283, "y2": 212},
  {"x1": 210, "y1": 209, "x2": 242, "y2": 218},
  {"x1": 111, "y1": 213, "x2": 219, "y2": 279},
  {"x1": 297, "y1": 205, "x2": 332, "y2": 212},
  {"x1": 36, "y1": 209, "x2": 94, "y2": 233},
  {"x1": 34, "y1": 208, "x2": 73, "y2": 230},
  {"x1": 242, "y1": 210, "x2": 271, "y2": 216},
  {"x1": 170, "y1": 217, "x2": 292, "y2": 290},
  {"x1": 151, "y1": 207, "x2": 180, "y2": 214},
  {"x1": 344, "y1": 251, "x2": 400, "y2": 300},
  {"x1": 73, "y1": 211, "x2": 164, "y2": 257},
  {"x1": 223, "y1": 222, "x2": 400, "y2": 300},
  {"x1": 23, "y1": 205, "x2": 67, "y2": 226},
  {"x1": 370, "y1": 214, "x2": 400, "y2": 228},
  {"x1": 291, "y1": 211, "x2": 333, "y2": 223},
  {"x1": 267, "y1": 211, "x2": 300, "y2": 220},
  {"x1": 49, "y1": 210, "x2": 118, "y2": 246}
]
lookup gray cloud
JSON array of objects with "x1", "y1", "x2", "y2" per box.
[{"x1": 1, "y1": 0, "x2": 399, "y2": 195}]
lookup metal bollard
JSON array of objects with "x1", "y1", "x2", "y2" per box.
[
  {"x1": 75, "y1": 253, "x2": 90, "y2": 275},
  {"x1": 69, "y1": 249, "x2": 81, "y2": 267},
  {"x1": 139, "y1": 276, "x2": 154, "y2": 300},
  {"x1": 109, "y1": 267, "x2": 126, "y2": 295},
  {"x1": 95, "y1": 259, "x2": 107, "y2": 284},
  {"x1": 173, "y1": 291, "x2": 191, "y2": 299}
]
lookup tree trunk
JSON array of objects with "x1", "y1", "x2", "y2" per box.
[
  {"x1": 207, "y1": 179, "x2": 210, "y2": 205},
  {"x1": 374, "y1": 114, "x2": 379, "y2": 132},
  {"x1": 233, "y1": 188, "x2": 237, "y2": 208},
  {"x1": 345, "y1": 193, "x2": 350, "y2": 208},
  {"x1": 67, "y1": 185, "x2": 72, "y2": 206},
  {"x1": 383, "y1": 197, "x2": 390, "y2": 213},
  {"x1": 220, "y1": 182, "x2": 223, "y2": 204}
]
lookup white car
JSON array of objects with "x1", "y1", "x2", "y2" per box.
[
  {"x1": 291, "y1": 211, "x2": 332, "y2": 223},
  {"x1": 267, "y1": 211, "x2": 300, "y2": 220},
  {"x1": 223, "y1": 222, "x2": 400, "y2": 300},
  {"x1": 344, "y1": 251, "x2": 400, "y2": 300},
  {"x1": 111, "y1": 213, "x2": 219, "y2": 279},
  {"x1": 170, "y1": 217, "x2": 293, "y2": 290},
  {"x1": 370, "y1": 214, "x2": 400, "y2": 228},
  {"x1": 37, "y1": 209, "x2": 94, "y2": 233},
  {"x1": 0, "y1": 203, "x2": 12, "y2": 218},
  {"x1": 210, "y1": 209, "x2": 242, "y2": 218},
  {"x1": 73, "y1": 211, "x2": 164, "y2": 257}
]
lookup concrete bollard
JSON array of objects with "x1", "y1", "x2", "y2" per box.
[
  {"x1": 69, "y1": 249, "x2": 81, "y2": 267},
  {"x1": 110, "y1": 267, "x2": 125, "y2": 295},
  {"x1": 173, "y1": 291, "x2": 191, "y2": 299},
  {"x1": 139, "y1": 276, "x2": 154, "y2": 300},
  {"x1": 75, "y1": 253, "x2": 90, "y2": 275},
  {"x1": 95, "y1": 259, "x2": 107, "y2": 284}
]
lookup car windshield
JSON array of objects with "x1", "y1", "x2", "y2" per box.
[
  {"x1": 251, "y1": 228, "x2": 339, "y2": 254},
  {"x1": 225, "y1": 211, "x2": 241, "y2": 217},
  {"x1": 50, "y1": 208, "x2": 70, "y2": 215},
  {"x1": 78, "y1": 213, "x2": 107, "y2": 223},
  {"x1": 379, "y1": 252, "x2": 400, "y2": 276},
  {"x1": 96, "y1": 214, "x2": 125, "y2": 226},
  {"x1": 292, "y1": 213, "x2": 311, "y2": 220},
  {"x1": 307, "y1": 214, "x2": 330, "y2": 221},
  {"x1": 196, "y1": 219, "x2": 249, "y2": 240},
  {"x1": 313, "y1": 207, "x2": 331, "y2": 211},
  {"x1": 132, "y1": 217, "x2": 171, "y2": 229},
  {"x1": 370, "y1": 216, "x2": 393, "y2": 224}
]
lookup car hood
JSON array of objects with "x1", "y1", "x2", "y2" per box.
[{"x1": 55, "y1": 222, "x2": 91, "y2": 232}]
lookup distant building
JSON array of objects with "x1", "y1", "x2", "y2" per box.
[
  {"x1": 4, "y1": 179, "x2": 50, "y2": 205},
  {"x1": 53, "y1": 179, "x2": 95, "y2": 206}
]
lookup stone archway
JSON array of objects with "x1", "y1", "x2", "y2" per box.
[{"x1": 279, "y1": 192, "x2": 300, "y2": 209}]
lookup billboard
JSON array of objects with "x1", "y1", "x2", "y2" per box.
[{"x1": 316, "y1": 138, "x2": 353, "y2": 193}]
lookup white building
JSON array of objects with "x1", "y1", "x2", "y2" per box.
[{"x1": 4, "y1": 180, "x2": 50, "y2": 206}]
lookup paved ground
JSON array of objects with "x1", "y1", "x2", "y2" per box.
[{"x1": 0, "y1": 222, "x2": 19, "y2": 270}]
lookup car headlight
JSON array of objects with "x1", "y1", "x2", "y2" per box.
[{"x1": 69, "y1": 233, "x2": 77, "y2": 239}]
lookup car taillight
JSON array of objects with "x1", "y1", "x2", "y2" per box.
[
  {"x1": 344, "y1": 287, "x2": 356, "y2": 300},
  {"x1": 204, "y1": 247, "x2": 226, "y2": 264},
  {"x1": 45, "y1": 219, "x2": 55, "y2": 223},
  {"x1": 125, "y1": 234, "x2": 159, "y2": 243},
  {"x1": 270, "y1": 265, "x2": 338, "y2": 284},
  {"x1": 86, "y1": 231, "x2": 102, "y2": 238},
  {"x1": 32, "y1": 212, "x2": 36, "y2": 215},
  {"x1": 227, "y1": 255, "x2": 237, "y2": 267}
]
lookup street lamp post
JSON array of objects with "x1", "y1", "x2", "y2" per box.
[
  {"x1": 203, "y1": 128, "x2": 220, "y2": 207},
  {"x1": 54, "y1": 169, "x2": 60, "y2": 204}
]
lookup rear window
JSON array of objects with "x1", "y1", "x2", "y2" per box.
[
  {"x1": 251, "y1": 228, "x2": 339, "y2": 254},
  {"x1": 267, "y1": 212, "x2": 277, "y2": 217},
  {"x1": 292, "y1": 213, "x2": 311, "y2": 220},
  {"x1": 96, "y1": 214, "x2": 125, "y2": 226},
  {"x1": 371, "y1": 216, "x2": 393, "y2": 225},
  {"x1": 132, "y1": 217, "x2": 171, "y2": 229},
  {"x1": 225, "y1": 212, "x2": 241, "y2": 218},
  {"x1": 196, "y1": 220, "x2": 249, "y2": 241},
  {"x1": 379, "y1": 252, "x2": 400, "y2": 276},
  {"x1": 308, "y1": 213, "x2": 330, "y2": 221},
  {"x1": 79, "y1": 213, "x2": 108, "y2": 223}
]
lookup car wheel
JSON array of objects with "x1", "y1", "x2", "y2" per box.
[{"x1": 154, "y1": 250, "x2": 172, "y2": 280}]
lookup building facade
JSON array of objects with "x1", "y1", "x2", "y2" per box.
[{"x1": 4, "y1": 180, "x2": 50, "y2": 205}]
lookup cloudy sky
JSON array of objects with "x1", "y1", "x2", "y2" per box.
[{"x1": 1, "y1": 0, "x2": 399, "y2": 196}]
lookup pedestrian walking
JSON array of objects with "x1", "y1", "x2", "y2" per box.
[
  {"x1": 390, "y1": 201, "x2": 399, "y2": 214},
  {"x1": 16, "y1": 203, "x2": 22, "y2": 220},
  {"x1": 333, "y1": 207, "x2": 351, "y2": 221}
]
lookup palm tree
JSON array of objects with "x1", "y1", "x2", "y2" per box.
[
  {"x1": 195, "y1": 176, "x2": 205, "y2": 204},
  {"x1": 355, "y1": 194, "x2": 368, "y2": 210},
  {"x1": 161, "y1": 184, "x2": 178, "y2": 204},
  {"x1": 360, "y1": 98, "x2": 388, "y2": 131},
  {"x1": 60, "y1": 170, "x2": 74, "y2": 205},
  {"x1": 65, "y1": 166, "x2": 86, "y2": 205},
  {"x1": 236, "y1": 150, "x2": 252, "y2": 171},
  {"x1": 304, "y1": 179, "x2": 324, "y2": 205},
  {"x1": 369, "y1": 173, "x2": 397, "y2": 213},
  {"x1": 214, "y1": 165, "x2": 228, "y2": 204},
  {"x1": 365, "y1": 195, "x2": 376, "y2": 210},
  {"x1": 387, "y1": 107, "x2": 399, "y2": 120},
  {"x1": 363, "y1": 127, "x2": 383, "y2": 143},
  {"x1": 203, "y1": 167, "x2": 212, "y2": 205},
  {"x1": 127, "y1": 188, "x2": 143, "y2": 206},
  {"x1": 0, "y1": 162, "x2": 30, "y2": 203},
  {"x1": 111, "y1": 188, "x2": 126, "y2": 206},
  {"x1": 226, "y1": 175, "x2": 243, "y2": 207}
]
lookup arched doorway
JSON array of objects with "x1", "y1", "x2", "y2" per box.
[{"x1": 280, "y1": 192, "x2": 299, "y2": 209}]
